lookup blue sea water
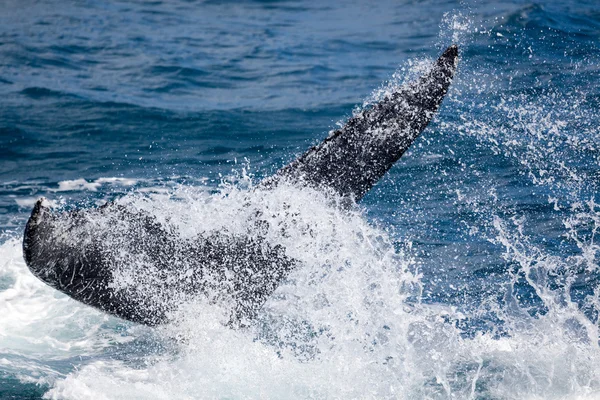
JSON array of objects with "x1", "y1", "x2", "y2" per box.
[{"x1": 1, "y1": 0, "x2": 600, "y2": 398}]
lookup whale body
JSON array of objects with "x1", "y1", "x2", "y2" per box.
[{"x1": 23, "y1": 45, "x2": 458, "y2": 326}]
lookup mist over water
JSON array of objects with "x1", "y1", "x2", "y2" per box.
[{"x1": 2, "y1": 0, "x2": 600, "y2": 399}]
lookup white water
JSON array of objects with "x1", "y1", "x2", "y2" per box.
[{"x1": 2, "y1": 178, "x2": 600, "y2": 399}]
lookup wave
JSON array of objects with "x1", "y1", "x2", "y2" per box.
[{"x1": 3, "y1": 2, "x2": 600, "y2": 398}]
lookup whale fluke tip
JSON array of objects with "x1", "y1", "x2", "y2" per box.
[
  {"x1": 447, "y1": 45, "x2": 459, "y2": 64},
  {"x1": 30, "y1": 198, "x2": 48, "y2": 225},
  {"x1": 441, "y1": 44, "x2": 459, "y2": 64}
]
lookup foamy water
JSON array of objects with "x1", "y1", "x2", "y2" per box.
[{"x1": 4, "y1": 177, "x2": 600, "y2": 399}]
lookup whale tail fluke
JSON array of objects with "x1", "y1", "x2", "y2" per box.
[{"x1": 21, "y1": 45, "x2": 459, "y2": 326}]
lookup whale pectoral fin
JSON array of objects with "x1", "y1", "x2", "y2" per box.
[{"x1": 270, "y1": 45, "x2": 459, "y2": 201}]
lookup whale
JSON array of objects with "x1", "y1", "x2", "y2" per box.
[{"x1": 23, "y1": 45, "x2": 459, "y2": 326}]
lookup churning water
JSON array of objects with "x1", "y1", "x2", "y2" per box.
[{"x1": 2, "y1": 0, "x2": 600, "y2": 398}]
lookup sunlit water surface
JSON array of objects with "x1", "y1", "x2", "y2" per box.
[{"x1": 2, "y1": 0, "x2": 600, "y2": 398}]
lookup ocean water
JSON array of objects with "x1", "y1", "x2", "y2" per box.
[{"x1": 1, "y1": 0, "x2": 600, "y2": 398}]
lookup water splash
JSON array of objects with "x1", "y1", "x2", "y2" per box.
[{"x1": 4, "y1": 4, "x2": 600, "y2": 398}]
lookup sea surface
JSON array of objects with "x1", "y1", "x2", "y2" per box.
[{"x1": 1, "y1": 0, "x2": 600, "y2": 399}]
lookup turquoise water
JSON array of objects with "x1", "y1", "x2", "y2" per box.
[{"x1": 2, "y1": 1, "x2": 600, "y2": 398}]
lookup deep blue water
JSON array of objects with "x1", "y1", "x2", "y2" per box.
[{"x1": 2, "y1": 1, "x2": 600, "y2": 399}]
